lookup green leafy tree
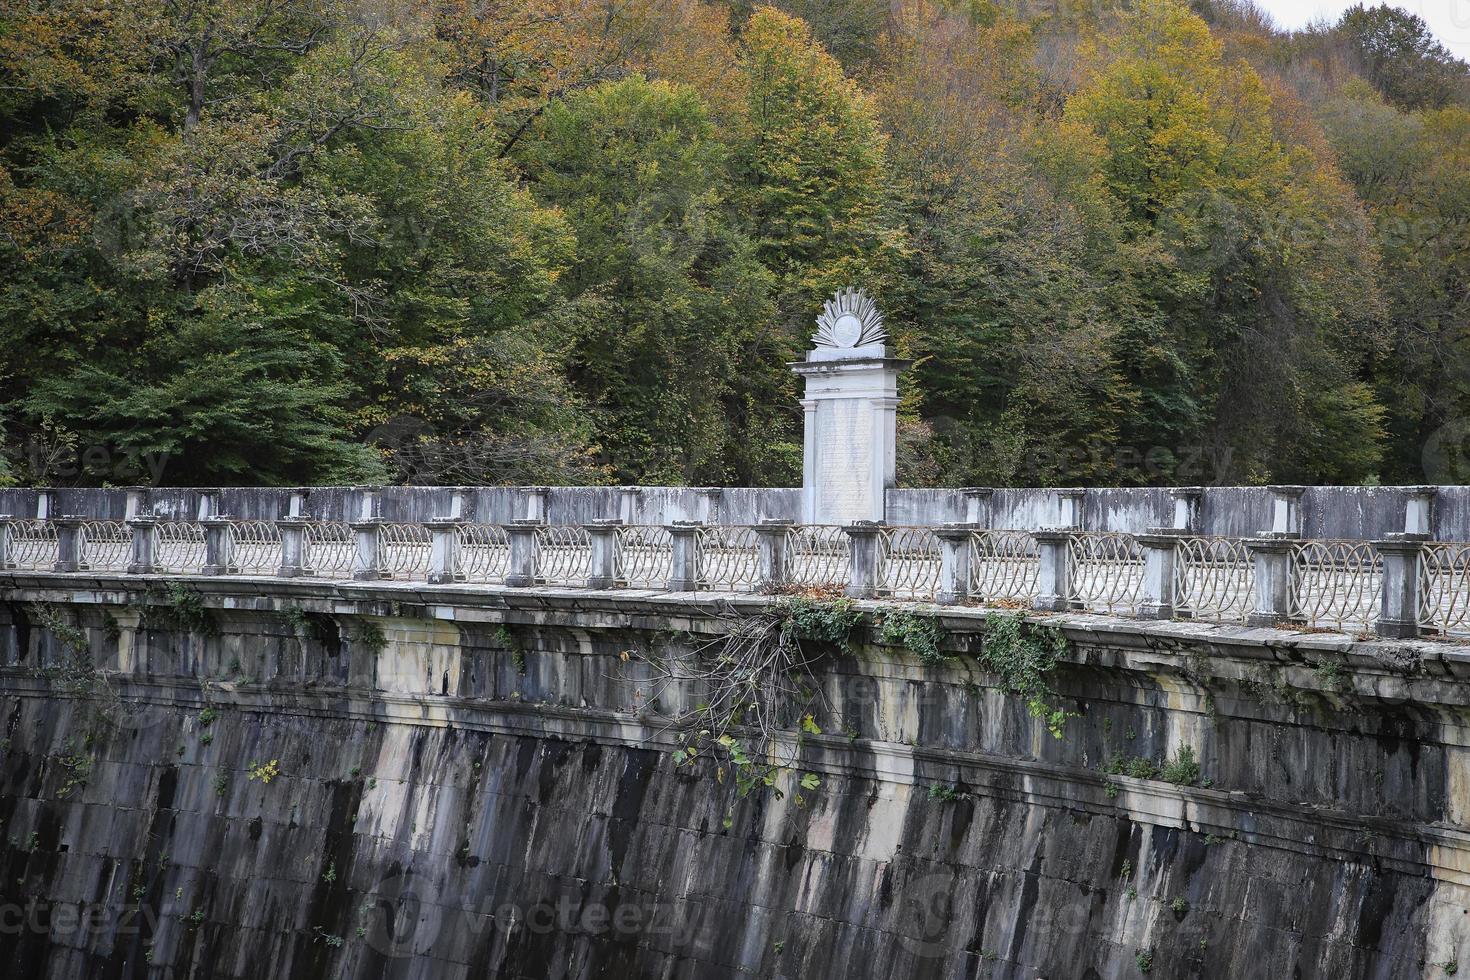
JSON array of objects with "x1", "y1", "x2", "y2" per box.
[{"x1": 522, "y1": 76, "x2": 785, "y2": 484}]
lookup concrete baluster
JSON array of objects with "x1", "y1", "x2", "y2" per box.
[
  {"x1": 122, "y1": 487, "x2": 149, "y2": 521},
  {"x1": 277, "y1": 517, "x2": 306, "y2": 578},
  {"x1": 127, "y1": 517, "x2": 158, "y2": 574},
  {"x1": 524, "y1": 487, "x2": 550, "y2": 523},
  {"x1": 201, "y1": 517, "x2": 236, "y2": 575},
  {"x1": 585, "y1": 520, "x2": 622, "y2": 590},
  {"x1": 667, "y1": 521, "x2": 704, "y2": 592},
  {"x1": 1404, "y1": 487, "x2": 1437, "y2": 536},
  {"x1": 1168, "y1": 488, "x2": 1203, "y2": 533},
  {"x1": 843, "y1": 522, "x2": 884, "y2": 599},
  {"x1": 1137, "y1": 529, "x2": 1184, "y2": 620},
  {"x1": 961, "y1": 489, "x2": 994, "y2": 527},
  {"x1": 1245, "y1": 536, "x2": 1297, "y2": 627},
  {"x1": 1374, "y1": 534, "x2": 1428, "y2": 639},
  {"x1": 350, "y1": 518, "x2": 384, "y2": 581},
  {"x1": 505, "y1": 520, "x2": 543, "y2": 588},
  {"x1": 752, "y1": 520, "x2": 794, "y2": 592},
  {"x1": 1032, "y1": 529, "x2": 1080, "y2": 612},
  {"x1": 426, "y1": 518, "x2": 465, "y2": 585},
  {"x1": 52, "y1": 517, "x2": 83, "y2": 573},
  {"x1": 935, "y1": 523, "x2": 980, "y2": 606}
]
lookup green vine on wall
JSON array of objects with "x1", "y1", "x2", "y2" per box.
[
  {"x1": 977, "y1": 613, "x2": 1074, "y2": 739},
  {"x1": 873, "y1": 607, "x2": 946, "y2": 665}
]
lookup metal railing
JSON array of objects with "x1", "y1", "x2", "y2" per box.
[
  {"x1": 228, "y1": 520, "x2": 280, "y2": 575},
  {"x1": 458, "y1": 523, "x2": 510, "y2": 583},
  {"x1": 784, "y1": 525, "x2": 849, "y2": 588},
  {"x1": 1175, "y1": 536, "x2": 1253, "y2": 624},
  {"x1": 878, "y1": 526, "x2": 940, "y2": 600},
  {"x1": 7, "y1": 513, "x2": 1465, "y2": 639},
  {"x1": 3, "y1": 520, "x2": 58, "y2": 570},
  {"x1": 303, "y1": 521, "x2": 355, "y2": 578},
  {"x1": 80, "y1": 520, "x2": 131, "y2": 571},
  {"x1": 697, "y1": 526, "x2": 761, "y2": 591},
  {"x1": 155, "y1": 521, "x2": 206, "y2": 574},
  {"x1": 968, "y1": 530, "x2": 1040, "y2": 603},
  {"x1": 615, "y1": 525, "x2": 672, "y2": 588},
  {"x1": 1420, "y1": 542, "x2": 1470, "y2": 635},
  {"x1": 535, "y1": 525, "x2": 591, "y2": 585},
  {"x1": 1289, "y1": 540, "x2": 1383, "y2": 634},
  {"x1": 1070, "y1": 532, "x2": 1144, "y2": 615}
]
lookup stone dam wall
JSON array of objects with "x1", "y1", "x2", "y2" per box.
[{"x1": 1, "y1": 574, "x2": 1470, "y2": 978}]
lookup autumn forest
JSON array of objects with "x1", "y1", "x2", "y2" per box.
[{"x1": 2, "y1": 0, "x2": 1468, "y2": 489}]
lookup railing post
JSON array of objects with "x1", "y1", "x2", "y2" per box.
[
  {"x1": 935, "y1": 523, "x2": 980, "y2": 606},
  {"x1": 1245, "y1": 535, "x2": 1297, "y2": 627},
  {"x1": 753, "y1": 519, "x2": 794, "y2": 592},
  {"x1": 667, "y1": 521, "x2": 704, "y2": 592},
  {"x1": 349, "y1": 519, "x2": 384, "y2": 581},
  {"x1": 1374, "y1": 534, "x2": 1428, "y2": 639},
  {"x1": 505, "y1": 520, "x2": 543, "y2": 588},
  {"x1": 0, "y1": 517, "x2": 12, "y2": 569},
  {"x1": 1032, "y1": 529, "x2": 1080, "y2": 612},
  {"x1": 282, "y1": 488, "x2": 309, "y2": 519},
  {"x1": 52, "y1": 517, "x2": 83, "y2": 573},
  {"x1": 1137, "y1": 529, "x2": 1183, "y2": 620},
  {"x1": 195, "y1": 488, "x2": 221, "y2": 521},
  {"x1": 585, "y1": 519, "x2": 623, "y2": 590},
  {"x1": 201, "y1": 517, "x2": 235, "y2": 575},
  {"x1": 1055, "y1": 489, "x2": 1086, "y2": 530},
  {"x1": 1266, "y1": 486, "x2": 1306, "y2": 536},
  {"x1": 277, "y1": 517, "x2": 306, "y2": 578},
  {"x1": 1404, "y1": 487, "x2": 1437, "y2": 536},
  {"x1": 617, "y1": 487, "x2": 643, "y2": 524},
  {"x1": 126, "y1": 517, "x2": 158, "y2": 574},
  {"x1": 353, "y1": 486, "x2": 381, "y2": 522},
  {"x1": 35, "y1": 488, "x2": 56, "y2": 520},
  {"x1": 1169, "y1": 488, "x2": 1204, "y2": 532},
  {"x1": 523, "y1": 487, "x2": 550, "y2": 522},
  {"x1": 425, "y1": 518, "x2": 465, "y2": 585},
  {"x1": 843, "y1": 521, "x2": 883, "y2": 599},
  {"x1": 122, "y1": 487, "x2": 149, "y2": 520},
  {"x1": 961, "y1": 488, "x2": 994, "y2": 527}
]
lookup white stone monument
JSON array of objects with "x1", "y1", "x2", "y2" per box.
[{"x1": 791, "y1": 288, "x2": 908, "y2": 524}]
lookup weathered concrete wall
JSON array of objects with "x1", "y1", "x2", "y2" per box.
[{"x1": 1, "y1": 575, "x2": 1469, "y2": 979}]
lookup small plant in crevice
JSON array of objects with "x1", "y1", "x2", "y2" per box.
[
  {"x1": 155, "y1": 583, "x2": 218, "y2": 637},
  {"x1": 494, "y1": 625, "x2": 527, "y2": 675},
  {"x1": 1311, "y1": 657, "x2": 1350, "y2": 693},
  {"x1": 322, "y1": 861, "x2": 337, "y2": 884},
  {"x1": 1160, "y1": 746, "x2": 1201, "y2": 786},
  {"x1": 976, "y1": 613, "x2": 1073, "y2": 739},
  {"x1": 213, "y1": 771, "x2": 228, "y2": 797},
  {"x1": 1104, "y1": 781, "x2": 1120, "y2": 800},
  {"x1": 283, "y1": 606, "x2": 340, "y2": 653},
  {"x1": 873, "y1": 607, "x2": 946, "y2": 665},
  {"x1": 247, "y1": 759, "x2": 280, "y2": 784},
  {"x1": 1136, "y1": 948, "x2": 1154, "y2": 973},
  {"x1": 928, "y1": 782, "x2": 968, "y2": 802},
  {"x1": 353, "y1": 620, "x2": 387, "y2": 655},
  {"x1": 1170, "y1": 896, "x2": 1189, "y2": 917}
]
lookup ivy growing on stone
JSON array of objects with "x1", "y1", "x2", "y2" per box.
[
  {"x1": 977, "y1": 613, "x2": 1073, "y2": 739},
  {"x1": 873, "y1": 607, "x2": 946, "y2": 665}
]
